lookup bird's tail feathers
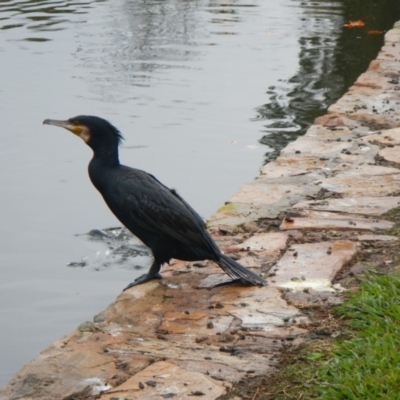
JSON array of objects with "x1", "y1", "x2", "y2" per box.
[{"x1": 217, "y1": 254, "x2": 266, "y2": 286}]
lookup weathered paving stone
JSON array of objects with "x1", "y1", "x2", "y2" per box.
[
  {"x1": 229, "y1": 175, "x2": 322, "y2": 208},
  {"x1": 280, "y1": 209, "x2": 393, "y2": 231},
  {"x1": 378, "y1": 146, "x2": 400, "y2": 164},
  {"x1": 207, "y1": 201, "x2": 296, "y2": 226},
  {"x1": 280, "y1": 217, "x2": 391, "y2": 232},
  {"x1": 227, "y1": 232, "x2": 288, "y2": 255},
  {"x1": 363, "y1": 127, "x2": 400, "y2": 145},
  {"x1": 211, "y1": 286, "x2": 308, "y2": 330},
  {"x1": 99, "y1": 361, "x2": 229, "y2": 400},
  {"x1": 320, "y1": 165, "x2": 400, "y2": 196},
  {"x1": 313, "y1": 114, "x2": 369, "y2": 131},
  {"x1": 357, "y1": 234, "x2": 399, "y2": 242},
  {"x1": 293, "y1": 196, "x2": 400, "y2": 216},
  {"x1": 304, "y1": 124, "x2": 355, "y2": 138},
  {"x1": 363, "y1": 128, "x2": 400, "y2": 164},
  {"x1": 159, "y1": 311, "x2": 233, "y2": 335},
  {"x1": 230, "y1": 181, "x2": 304, "y2": 205},
  {"x1": 0, "y1": 338, "x2": 119, "y2": 400},
  {"x1": 280, "y1": 135, "x2": 352, "y2": 156},
  {"x1": 207, "y1": 174, "x2": 322, "y2": 226},
  {"x1": 325, "y1": 29, "x2": 400, "y2": 131},
  {"x1": 328, "y1": 90, "x2": 400, "y2": 129},
  {"x1": 260, "y1": 155, "x2": 327, "y2": 178},
  {"x1": 270, "y1": 241, "x2": 357, "y2": 291}
]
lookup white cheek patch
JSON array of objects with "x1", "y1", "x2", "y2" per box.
[{"x1": 80, "y1": 127, "x2": 91, "y2": 143}]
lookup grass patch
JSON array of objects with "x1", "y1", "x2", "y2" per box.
[
  {"x1": 383, "y1": 206, "x2": 400, "y2": 237},
  {"x1": 257, "y1": 272, "x2": 400, "y2": 399},
  {"x1": 316, "y1": 272, "x2": 400, "y2": 399}
]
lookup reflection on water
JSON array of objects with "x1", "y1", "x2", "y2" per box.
[
  {"x1": 258, "y1": 0, "x2": 400, "y2": 162},
  {"x1": 71, "y1": 1, "x2": 262, "y2": 101},
  {"x1": 257, "y1": 0, "x2": 345, "y2": 160},
  {"x1": 0, "y1": 0, "x2": 105, "y2": 40},
  {"x1": 74, "y1": 0, "x2": 203, "y2": 95}
]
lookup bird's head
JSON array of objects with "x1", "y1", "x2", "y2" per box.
[{"x1": 43, "y1": 115, "x2": 124, "y2": 150}]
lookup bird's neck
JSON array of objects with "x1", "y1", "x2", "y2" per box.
[
  {"x1": 88, "y1": 152, "x2": 120, "y2": 193},
  {"x1": 91, "y1": 147, "x2": 120, "y2": 167}
]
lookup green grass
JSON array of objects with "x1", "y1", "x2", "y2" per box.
[
  {"x1": 315, "y1": 272, "x2": 400, "y2": 399},
  {"x1": 263, "y1": 272, "x2": 400, "y2": 400},
  {"x1": 383, "y1": 206, "x2": 400, "y2": 237}
]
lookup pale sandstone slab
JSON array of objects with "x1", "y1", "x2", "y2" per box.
[
  {"x1": 99, "y1": 361, "x2": 229, "y2": 400},
  {"x1": 104, "y1": 336, "x2": 276, "y2": 381},
  {"x1": 358, "y1": 234, "x2": 399, "y2": 242},
  {"x1": 332, "y1": 148, "x2": 377, "y2": 170},
  {"x1": 384, "y1": 26, "x2": 400, "y2": 43},
  {"x1": 379, "y1": 146, "x2": 400, "y2": 164},
  {"x1": 280, "y1": 135, "x2": 351, "y2": 156},
  {"x1": 159, "y1": 312, "x2": 233, "y2": 335},
  {"x1": 0, "y1": 344, "x2": 119, "y2": 400},
  {"x1": 280, "y1": 217, "x2": 392, "y2": 232},
  {"x1": 261, "y1": 155, "x2": 327, "y2": 178},
  {"x1": 229, "y1": 182, "x2": 303, "y2": 205},
  {"x1": 304, "y1": 124, "x2": 354, "y2": 138},
  {"x1": 363, "y1": 127, "x2": 400, "y2": 145},
  {"x1": 227, "y1": 232, "x2": 288, "y2": 255},
  {"x1": 211, "y1": 286, "x2": 307, "y2": 330},
  {"x1": 353, "y1": 69, "x2": 400, "y2": 91},
  {"x1": 327, "y1": 164, "x2": 400, "y2": 176},
  {"x1": 280, "y1": 209, "x2": 393, "y2": 231},
  {"x1": 331, "y1": 102, "x2": 400, "y2": 130},
  {"x1": 289, "y1": 208, "x2": 392, "y2": 223},
  {"x1": 208, "y1": 174, "x2": 322, "y2": 225},
  {"x1": 321, "y1": 165, "x2": 400, "y2": 196},
  {"x1": 313, "y1": 113, "x2": 369, "y2": 131},
  {"x1": 271, "y1": 241, "x2": 357, "y2": 291},
  {"x1": 293, "y1": 196, "x2": 400, "y2": 216},
  {"x1": 320, "y1": 33, "x2": 400, "y2": 127}
]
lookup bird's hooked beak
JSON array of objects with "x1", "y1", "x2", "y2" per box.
[{"x1": 43, "y1": 119, "x2": 91, "y2": 142}]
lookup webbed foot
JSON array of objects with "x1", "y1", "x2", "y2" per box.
[{"x1": 123, "y1": 272, "x2": 162, "y2": 291}]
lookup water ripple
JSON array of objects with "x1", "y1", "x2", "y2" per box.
[{"x1": 0, "y1": 0, "x2": 105, "y2": 39}]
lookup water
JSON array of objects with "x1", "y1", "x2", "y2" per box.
[{"x1": 0, "y1": 0, "x2": 399, "y2": 387}]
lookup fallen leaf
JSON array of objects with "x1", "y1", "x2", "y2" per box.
[{"x1": 344, "y1": 20, "x2": 365, "y2": 28}]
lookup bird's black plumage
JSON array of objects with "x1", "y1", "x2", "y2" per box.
[{"x1": 43, "y1": 115, "x2": 266, "y2": 289}]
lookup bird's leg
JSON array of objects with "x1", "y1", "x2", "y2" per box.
[{"x1": 123, "y1": 260, "x2": 162, "y2": 291}]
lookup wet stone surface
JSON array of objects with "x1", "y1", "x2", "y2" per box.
[{"x1": 2, "y1": 21, "x2": 400, "y2": 400}]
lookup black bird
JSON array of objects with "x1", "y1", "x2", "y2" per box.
[{"x1": 43, "y1": 116, "x2": 266, "y2": 290}]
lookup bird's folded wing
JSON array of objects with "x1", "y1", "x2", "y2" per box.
[{"x1": 114, "y1": 169, "x2": 216, "y2": 249}]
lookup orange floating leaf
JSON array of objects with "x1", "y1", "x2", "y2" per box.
[
  {"x1": 367, "y1": 30, "x2": 383, "y2": 35},
  {"x1": 344, "y1": 20, "x2": 365, "y2": 28}
]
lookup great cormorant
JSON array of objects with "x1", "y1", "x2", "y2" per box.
[{"x1": 43, "y1": 115, "x2": 266, "y2": 290}]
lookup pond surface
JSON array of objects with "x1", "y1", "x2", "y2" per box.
[{"x1": 0, "y1": 0, "x2": 399, "y2": 387}]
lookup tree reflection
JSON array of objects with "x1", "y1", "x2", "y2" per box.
[{"x1": 258, "y1": 0, "x2": 400, "y2": 163}]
